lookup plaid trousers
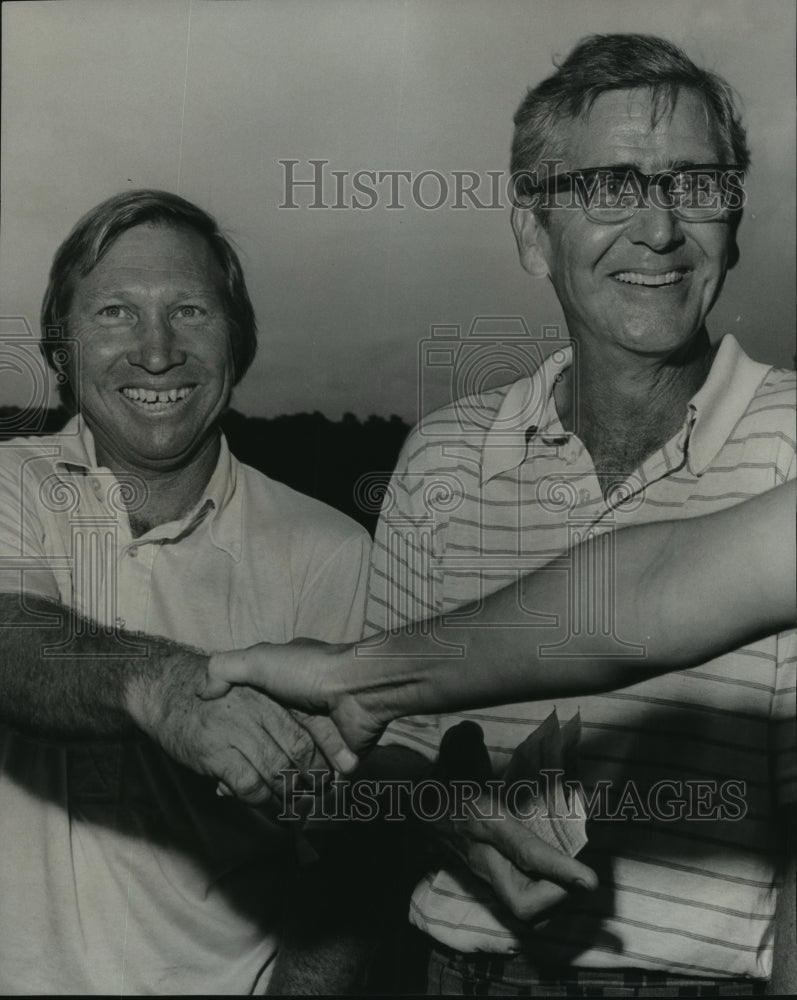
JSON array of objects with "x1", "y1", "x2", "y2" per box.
[{"x1": 426, "y1": 945, "x2": 768, "y2": 997}]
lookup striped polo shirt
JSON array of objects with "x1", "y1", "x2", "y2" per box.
[{"x1": 365, "y1": 334, "x2": 796, "y2": 979}]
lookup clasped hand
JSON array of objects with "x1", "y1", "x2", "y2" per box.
[
  {"x1": 202, "y1": 639, "x2": 389, "y2": 754},
  {"x1": 201, "y1": 640, "x2": 599, "y2": 923},
  {"x1": 127, "y1": 650, "x2": 357, "y2": 807}
]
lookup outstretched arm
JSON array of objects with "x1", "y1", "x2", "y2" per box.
[
  {"x1": 213, "y1": 482, "x2": 794, "y2": 994},
  {"x1": 0, "y1": 592, "x2": 355, "y2": 803},
  {"x1": 207, "y1": 481, "x2": 795, "y2": 751}
]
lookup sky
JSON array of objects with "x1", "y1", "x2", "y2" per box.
[{"x1": 1, "y1": 0, "x2": 794, "y2": 422}]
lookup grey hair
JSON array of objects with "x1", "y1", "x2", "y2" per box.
[{"x1": 511, "y1": 34, "x2": 750, "y2": 215}]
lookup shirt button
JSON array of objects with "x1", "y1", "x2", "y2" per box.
[
  {"x1": 128, "y1": 545, "x2": 138, "y2": 558},
  {"x1": 115, "y1": 617, "x2": 126, "y2": 629}
]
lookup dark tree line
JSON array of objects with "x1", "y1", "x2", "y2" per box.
[
  {"x1": 0, "y1": 406, "x2": 410, "y2": 535},
  {"x1": 220, "y1": 410, "x2": 409, "y2": 534}
]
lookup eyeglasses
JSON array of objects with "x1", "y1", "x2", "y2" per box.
[{"x1": 522, "y1": 164, "x2": 745, "y2": 223}]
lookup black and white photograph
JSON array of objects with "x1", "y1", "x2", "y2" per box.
[{"x1": 0, "y1": 0, "x2": 794, "y2": 995}]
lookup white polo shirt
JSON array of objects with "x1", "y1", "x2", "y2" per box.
[{"x1": 0, "y1": 416, "x2": 371, "y2": 994}]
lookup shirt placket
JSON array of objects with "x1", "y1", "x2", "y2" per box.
[
  {"x1": 606, "y1": 410, "x2": 697, "y2": 526},
  {"x1": 116, "y1": 501, "x2": 215, "y2": 634},
  {"x1": 116, "y1": 539, "x2": 158, "y2": 633},
  {"x1": 519, "y1": 418, "x2": 693, "y2": 659},
  {"x1": 540, "y1": 431, "x2": 603, "y2": 515},
  {"x1": 569, "y1": 410, "x2": 697, "y2": 531}
]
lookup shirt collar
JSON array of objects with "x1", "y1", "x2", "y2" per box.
[
  {"x1": 479, "y1": 335, "x2": 771, "y2": 483},
  {"x1": 52, "y1": 414, "x2": 99, "y2": 470},
  {"x1": 685, "y1": 334, "x2": 772, "y2": 475},
  {"x1": 480, "y1": 347, "x2": 572, "y2": 483},
  {"x1": 205, "y1": 437, "x2": 243, "y2": 561},
  {"x1": 53, "y1": 416, "x2": 243, "y2": 559}
]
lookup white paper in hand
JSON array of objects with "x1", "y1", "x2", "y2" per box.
[{"x1": 409, "y1": 709, "x2": 587, "y2": 953}]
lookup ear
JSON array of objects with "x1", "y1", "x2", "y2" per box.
[
  {"x1": 725, "y1": 208, "x2": 743, "y2": 270},
  {"x1": 727, "y1": 234, "x2": 739, "y2": 270},
  {"x1": 511, "y1": 204, "x2": 551, "y2": 278}
]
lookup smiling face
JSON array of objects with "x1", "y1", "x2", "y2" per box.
[
  {"x1": 513, "y1": 87, "x2": 737, "y2": 359},
  {"x1": 66, "y1": 223, "x2": 234, "y2": 477}
]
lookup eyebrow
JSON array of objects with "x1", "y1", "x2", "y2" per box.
[
  {"x1": 81, "y1": 287, "x2": 218, "y2": 300},
  {"x1": 577, "y1": 160, "x2": 730, "y2": 173}
]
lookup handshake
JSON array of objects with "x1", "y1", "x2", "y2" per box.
[
  {"x1": 125, "y1": 637, "x2": 367, "y2": 809},
  {"x1": 125, "y1": 481, "x2": 794, "y2": 924},
  {"x1": 148, "y1": 479, "x2": 795, "y2": 812},
  {"x1": 196, "y1": 640, "x2": 599, "y2": 923},
  {"x1": 204, "y1": 637, "x2": 397, "y2": 755},
  {"x1": 124, "y1": 633, "x2": 599, "y2": 924}
]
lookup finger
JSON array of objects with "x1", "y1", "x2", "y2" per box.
[
  {"x1": 200, "y1": 672, "x2": 232, "y2": 700},
  {"x1": 301, "y1": 714, "x2": 359, "y2": 775},
  {"x1": 252, "y1": 697, "x2": 320, "y2": 773},
  {"x1": 201, "y1": 650, "x2": 252, "y2": 698},
  {"x1": 217, "y1": 753, "x2": 274, "y2": 807},
  {"x1": 470, "y1": 843, "x2": 569, "y2": 922},
  {"x1": 206, "y1": 689, "x2": 333, "y2": 802},
  {"x1": 222, "y1": 693, "x2": 319, "y2": 797},
  {"x1": 436, "y1": 721, "x2": 493, "y2": 784},
  {"x1": 205, "y1": 644, "x2": 336, "y2": 717},
  {"x1": 245, "y1": 697, "x2": 342, "y2": 794},
  {"x1": 215, "y1": 779, "x2": 290, "y2": 822},
  {"x1": 207, "y1": 645, "x2": 297, "y2": 696},
  {"x1": 470, "y1": 811, "x2": 598, "y2": 890},
  {"x1": 234, "y1": 730, "x2": 304, "y2": 804}
]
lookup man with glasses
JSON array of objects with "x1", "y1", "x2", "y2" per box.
[
  {"x1": 362, "y1": 33, "x2": 795, "y2": 995},
  {"x1": 522, "y1": 162, "x2": 745, "y2": 226}
]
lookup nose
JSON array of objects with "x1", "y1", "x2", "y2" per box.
[
  {"x1": 626, "y1": 202, "x2": 685, "y2": 253},
  {"x1": 127, "y1": 312, "x2": 187, "y2": 372}
]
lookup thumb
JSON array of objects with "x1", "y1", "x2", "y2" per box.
[
  {"x1": 435, "y1": 720, "x2": 493, "y2": 784},
  {"x1": 301, "y1": 714, "x2": 359, "y2": 775},
  {"x1": 198, "y1": 651, "x2": 244, "y2": 701},
  {"x1": 199, "y1": 674, "x2": 232, "y2": 700}
]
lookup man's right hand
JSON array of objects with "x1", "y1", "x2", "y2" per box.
[
  {"x1": 203, "y1": 640, "x2": 391, "y2": 754},
  {"x1": 126, "y1": 651, "x2": 356, "y2": 806},
  {"x1": 433, "y1": 796, "x2": 597, "y2": 921},
  {"x1": 428, "y1": 721, "x2": 597, "y2": 922}
]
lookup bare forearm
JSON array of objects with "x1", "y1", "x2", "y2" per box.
[
  {"x1": 0, "y1": 591, "x2": 205, "y2": 740},
  {"x1": 207, "y1": 485, "x2": 794, "y2": 751},
  {"x1": 1, "y1": 594, "x2": 349, "y2": 805},
  {"x1": 638, "y1": 481, "x2": 795, "y2": 660},
  {"x1": 336, "y1": 483, "x2": 795, "y2": 721}
]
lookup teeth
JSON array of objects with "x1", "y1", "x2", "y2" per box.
[
  {"x1": 122, "y1": 387, "x2": 193, "y2": 405},
  {"x1": 613, "y1": 270, "x2": 685, "y2": 287}
]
